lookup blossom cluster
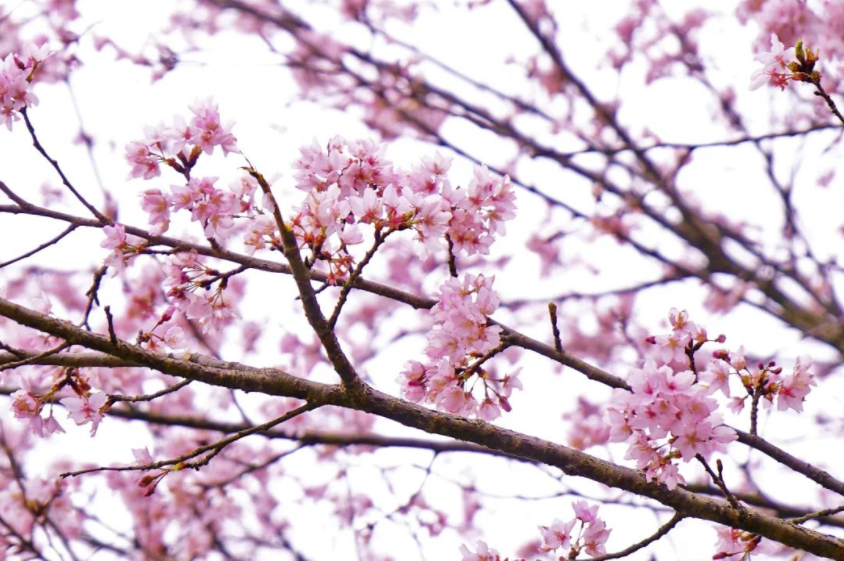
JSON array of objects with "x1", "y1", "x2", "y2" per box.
[
  {"x1": 713, "y1": 525, "x2": 765, "y2": 560},
  {"x1": 11, "y1": 370, "x2": 108, "y2": 438},
  {"x1": 399, "y1": 274, "x2": 521, "y2": 419},
  {"x1": 136, "y1": 305, "x2": 186, "y2": 353},
  {"x1": 460, "y1": 501, "x2": 611, "y2": 560},
  {"x1": 10, "y1": 377, "x2": 65, "y2": 438},
  {"x1": 459, "y1": 540, "x2": 502, "y2": 561},
  {"x1": 607, "y1": 357, "x2": 737, "y2": 489},
  {"x1": 125, "y1": 120, "x2": 515, "y2": 287},
  {"x1": 0, "y1": 46, "x2": 45, "y2": 130},
  {"x1": 162, "y1": 250, "x2": 240, "y2": 334},
  {"x1": 125, "y1": 100, "x2": 238, "y2": 181},
  {"x1": 125, "y1": 103, "x2": 246, "y2": 239},
  {"x1": 0, "y1": 477, "x2": 81, "y2": 543},
  {"x1": 608, "y1": 309, "x2": 737, "y2": 489},
  {"x1": 100, "y1": 223, "x2": 147, "y2": 275},
  {"x1": 290, "y1": 137, "x2": 515, "y2": 283},
  {"x1": 538, "y1": 501, "x2": 611, "y2": 557},
  {"x1": 141, "y1": 173, "x2": 257, "y2": 238},
  {"x1": 713, "y1": 351, "x2": 816, "y2": 415},
  {"x1": 610, "y1": 308, "x2": 816, "y2": 489}
]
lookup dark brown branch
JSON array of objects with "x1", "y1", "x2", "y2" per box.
[
  {"x1": 0, "y1": 351, "x2": 136, "y2": 368},
  {"x1": 81, "y1": 266, "x2": 108, "y2": 330},
  {"x1": 107, "y1": 379, "x2": 192, "y2": 404},
  {"x1": 1, "y1": 295, "x2": 844, "y2": 557},
  {"x1": 248, "y1": 166, "x2": 364, "y2": 391},
  {"x1": 813, "y1": 82, "x2": 844, "y2": 125},
  {"x1": 0, "y1": 342, "x2": 71, "y2": 372},
  {"x1": 735, "y1": 429, "x2": 844, "y2": 497}
]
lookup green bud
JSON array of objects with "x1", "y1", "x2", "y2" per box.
[{"x1": 795, "y1": 39, "x2": 805, "y2": 63}]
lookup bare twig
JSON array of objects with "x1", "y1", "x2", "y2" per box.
[
  {"x1": 61, "y1": 401, "x2": 320, "y2": 478},
  {"x1": 21, "y1": 109, "x2": 109, "y2": 223},
  {"x1": 81, "y1": 266, "x2": 108, "y2": 330},
  {"x1": 0, "y1": 223, "x2": 79, "y2": 269},
  {"x1": 328, "y1": 229, "x2": 389, "y2": 329},
  {"x1": 103, "y1": 305, "x2": 117, "y2": 345},
  {"x1": 589, "y1": 513, "x2": 684, "y2": 561},
  {"x1": 697, "y1": 456, "x2": 742, "y2": 511},
  {"x1": 107, "y1": 379, "x2": 192, "y2": 404},
  {"x1": 0, "y1": 341, "x2": 70, "y2": 372},
  {"x1": 813, "y1": 82, "x2": 844, "y2": 125}
]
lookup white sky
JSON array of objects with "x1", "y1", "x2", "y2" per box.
[{"x1": 1, "y1": 0, "x2": 843, "y2": 559}]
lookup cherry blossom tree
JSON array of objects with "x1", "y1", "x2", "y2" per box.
[{"x1": 2, "y1": 1, "x2": 844, "y2": 559}]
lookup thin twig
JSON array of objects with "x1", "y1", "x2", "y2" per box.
[
  {"x1": 589, "y1": 513, "x2": 684, "y2": 561},
  {"x1": 813, "y1": 82, "x2": 844, "y2": 125},
  {"x1": 21, "y1": 109, "x2": 108, "y2": 223},
  {"x1": 246, "y1": 163, "x2": 364, "y2": 390},
  {"x1": 0, "y1": 223, "x2": 79, "y2": 269},
  {"x1": 446, "y1": 234, "x2": 458, "y2": 278},
  {"x1": 103, "y1": 306, "x2": 117, "y2": 345},
  {"x1": 60, "y1": 401, "x2": 320, "y2": 478},
  {"x1": 0, "y1": 341, "x2": 70, "y2": 372},
  {"x1": 0, "y1": 178, "x2": 31, "y2": 207},
  {"x1": 81, "y1": 266, "x2": 108, "y2": 330},
  {"x1": 108, "y1": 379, "x2": 192, "y2": 404},
  {"x1": 789, "y1": 505, "x2": 844, "y2": 525},
  {"x1": 328, "y1": 230, "x2": 388, "y2": 329},
  {"x1": 548, "y1": 302, "x2": 563, "y2": 353},
  {"x1": 750, "y1": 388, "x2": 761, "y2": 436},
  {"x1": 697, "y1": 455, "x2": 741, "y2": 510},
  {"x1": 461, "y1": 340, "x2": 510, "y2": 380}
]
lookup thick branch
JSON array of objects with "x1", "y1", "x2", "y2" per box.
[{"x1": 1, "y1": 296, "x2": 843, "y2": 556}]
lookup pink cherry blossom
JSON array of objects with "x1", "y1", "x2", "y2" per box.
[
  {"x1": 100, "y1": 223, "x2": 127, "y2": 250},
  {"x1": 583, "y1": 517, "x2": 611, "y2": 556},
  {"x1": 126, "y1": 141, "x2": 161, "y2": 179},
  {"x1": 141, "y1": 189, "x2": 171, "y2": 234},
  {"x1": 60, "y1": 392, "x2": 108, "y2": 436},
  {"x1": 459, "y1": 540, "x2": 501, "y2": 561},
  {"x1": 750, "y1": 34, "x2": 796, "y2": 90},
  {"x1": 0, "y1": 50, "x2": 42, "y2": 130},
  {"x1": 776, "y1": 356, "x2": 816, "y2": 412},
  {"x1": 701, "y1": 358, "x2": 732, "y2": 397},
  {"x1": 189, "y1": 100, "x2": 238, "y2": 155},
  {"x1": 539, "y1": 518, "x2": 575, "y2": 551}
]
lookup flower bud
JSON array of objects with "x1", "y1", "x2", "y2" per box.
[{"x1": 795, "y1": 39, "x2": 805, "y2": 63}]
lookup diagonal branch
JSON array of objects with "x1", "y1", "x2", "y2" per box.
[
  {"x1": 21, "y1": 110, "x2": 109, "y2": 223},
  {"x1": 1, "y1": 296, "x2": 844, "y2": 557},
  {"x1": 589, "y1": 513, "x2": 685, "y2": 561}
]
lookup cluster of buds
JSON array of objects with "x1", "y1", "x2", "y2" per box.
[{"x1": 788, "y1": 39, "x2": 820, "y2": 86}]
